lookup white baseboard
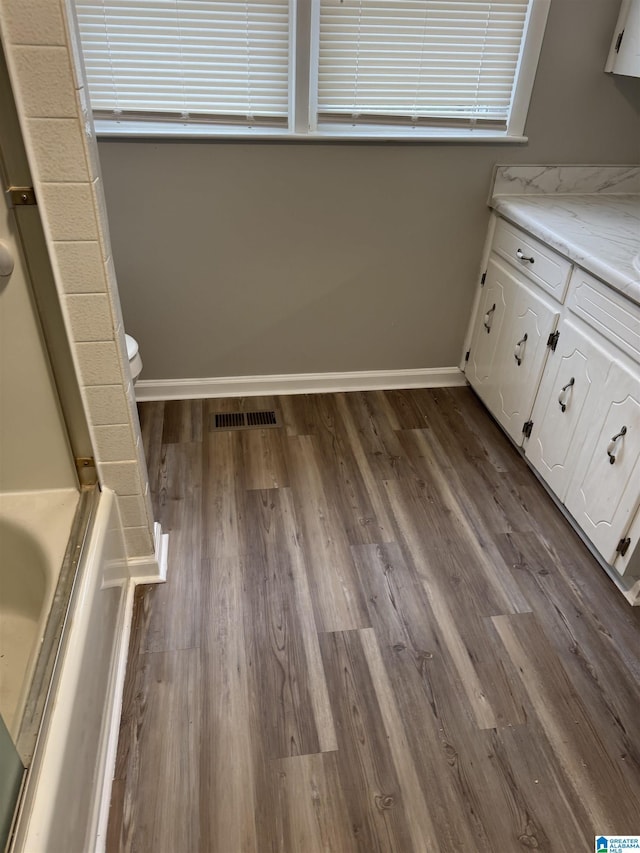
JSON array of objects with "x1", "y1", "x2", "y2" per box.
[
  {"x1": 127, "y1": 522, "x2": 169, "y2": 584},
  {"x1": 94, "y1": 533, "x2": 168, "y2": 849},
  {"x1": 134, "y1": 367, "x2": 466, "y2": 402}
]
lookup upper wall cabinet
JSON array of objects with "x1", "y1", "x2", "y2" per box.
[{"x1": 606, "y1": 0, "x2": 640, "y2": 77}]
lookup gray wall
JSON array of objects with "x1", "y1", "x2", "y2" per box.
[{"x1": 98, "y1": 0, "x2": 640, "y2": 382}]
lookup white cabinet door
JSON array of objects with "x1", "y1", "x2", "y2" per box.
[
  {"x1": 466, "y1": 256, "x2": 510, "y2": 413},
  {"x1": 491, "y1": 268, "x2": 559, "y2": 445},
  {"x1": 606, "y1": 0, "x2": 640, "y2": 78},
  {"x1": 526, "y1": 320, "x2": 610, "y2": 501},
  {"x1": 466, "y1": 256, "x2": 559, "y2": 445},
  {"x1": 565, "y1": 360, "x2": 640, "y2": 569}
]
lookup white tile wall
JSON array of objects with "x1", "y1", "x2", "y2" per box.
[
  {"x1": 91, "y1": 177, "x2": 113, "y2": 261},
  {"x1": 72, "y1": 81, "x2": 101, "y2": 172},
  {"x1": 75, "y1": 342, "x2": 122, "y2": 385},
  {"x1": 92, "y1": 424, "x2": 137, "y2": 462},
  {"x1": 0, "y1": 0, "x2": 158, "y2": 563},
  {"x1": 80, "y1": 115, "x2": 102, "y2": 182},
  {"x1": 142, "y1": 485, "x2": 155, "y2": 530},
  {"x1": 52, "y1": 242, "x2": 107, "y2": 293},
  {"x1": 83, "y1": 385, "x2": 130, "y2": 425},
  {"x1": 97, "y1": 461, "x2": 143, "y2": 496},
  {"x1": 104, "y1": 255, "x2": 125, "y2": 332},
  {"x1": 117, "y1": 494, "x2": 150, "y2": 529},
  {"x1": 122, "y1": 526, "x2": 155, "y2": 559},
  {"x1": 134, "y1": 433, "x2": 152, "y2": 496},
  {"x1": 26, "y1": 118, "x2": 89, "y2": 182},
  {"x1": 65, "y1": 294, "x2": 113, "y2": 341},
  {"x1": 38, "y1": 183, "x2": 98, "y2": 241},
  {"x1": 0, "y1": 0, "x2": 66, "y2": 46},
  {"x1": 9, "y1": 46, "x2": 77, "y2": 117},
  {"x1": 124, "y1": 369, "x2": 137, "y2": 403}
]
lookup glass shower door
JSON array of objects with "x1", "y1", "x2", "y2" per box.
[{"x1": 0, "y1": 713, "x2": 24, "y2": 850}]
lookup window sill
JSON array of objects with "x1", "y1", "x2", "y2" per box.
[{"x1": 94, "y1": 119, "x2": 528, "y2": 144}]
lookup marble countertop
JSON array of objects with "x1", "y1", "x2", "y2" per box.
[{"x1": 489, "y1": 166, "x2": 640, "y2": 306}]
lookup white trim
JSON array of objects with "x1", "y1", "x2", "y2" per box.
[
  {"x1": 460, "y1": 212, "x2": 499, "y2": 370},
  {"x1": 94, "y1": 119, "x2": 528, "y2": 143},
  {"x1": 127, "y1": 522, "x2": 169, "y2": 585},
  {"x1": 307, "y1": 0, "x2": 321, "y2": 131},
  {"x1": 508, "y1": 0, "x2": 551, "y2": 136},
  {"x1": 292, "y1": 0, "x2": 313, "y2": 133},
  {"x1": 134, "y1": 367, "x2": 466, "y2": 402},
  {"x1": 94, "y1": 581, "x2": 135, "y2": 853}
]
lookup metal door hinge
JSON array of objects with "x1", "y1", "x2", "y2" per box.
[
  {"x1": 7, "y1": 187, "x2": 37, "y2": 206},
  {"x1": 522, "y1": 420, "x2": 533, "y2": 439},
  {"x1": 480, "y1": 272, "x2": 486, "y2": 286},
  {"x1": 615, "y1": 29, "x2": 625, "y2": 52},
  {"x1": 547, "y1": 330, "x2": 560, "y2": 351},
  {"x1": 465, "y1": 350, "x2": 470, "y2": 362},
  {"x1": 616, "y1": 537, "x2": 631, "y2": 557},
  {"x1": 75, "y1": 456, "x2": 97, "y2": 486}
]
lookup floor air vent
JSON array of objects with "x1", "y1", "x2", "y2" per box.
[
  {"x1": 212, "y1": 410, "x2": 280, "y2": 431},
  {"x1": 246, "y1": 410, "x2": 278, "y2": 427},
  {"x1": 214, "y1": 412, "x2": 246, "y2": 430}
]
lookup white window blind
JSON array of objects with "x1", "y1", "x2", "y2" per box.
[
  {"x1": 74, "y1": 0, "x2": 290, "y2": 125},
  {"x1": 316, "y1": 0, "x2": 531, "y2": 130}
]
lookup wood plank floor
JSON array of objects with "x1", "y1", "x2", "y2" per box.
[{"x1": 107, "y1": 388, "x2": 640, "y2": 853}]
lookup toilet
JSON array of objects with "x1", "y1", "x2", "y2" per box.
[{"x1": 125, "y1": 333, "x2": 143, "y2": 384}]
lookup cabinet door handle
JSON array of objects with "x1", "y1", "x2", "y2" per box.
[
  {"x1": 607, "y1": 425, "x2": 627, "y2": 464},
  {"x1": 514, "y1": 333, "x2": 528, "y2": 365},
  {"x1": 516, "y1": 248, "x2": 535, "y2": 264},
  {"x1": 558, "y1": 377, "x2": 575, "y2": 412},
  {"x1": 483, "y1": 303, "x2": 496, "y2": 332}
]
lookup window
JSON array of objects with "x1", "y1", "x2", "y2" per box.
[
  {"x1": 74, "y1": 0, "x2": 550, "y2": 140},
  {"x1": 75, "y1": 1, "x2": 291, "y2": 126}
]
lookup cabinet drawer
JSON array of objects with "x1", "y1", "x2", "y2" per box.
[
  {"x1": 492, "y1": 218, "x2": 571, "y2": 302},
  {"x1": 567, "y1": 268, "x2": 640, "y2": 362}
]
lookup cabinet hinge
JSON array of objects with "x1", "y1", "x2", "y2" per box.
[
  {"x1": 616, "y1": 537, "x2": 631, "y2": 557},
  {"x1": 522, "y1": 420, "x2": 534, "y2": 439},
  {"x1": 547, "y1": 330, "x2": 560, "y2": 351},
  {"x1": 615, "y1": 29, "x2": 625, "y2": 52},
  {"x1": 480, "y1": 272, "x2": 486, "y2": 286},
  {"x1": 465, "y1": 350, "x2": 470, "y2": 362}
]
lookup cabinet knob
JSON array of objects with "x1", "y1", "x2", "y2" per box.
[
  {"x1": 607, "y1": 426, "x2": 627, "y2": 464},
  {"x1": 514, "y1": 333, "x2": 528, "y2": 365},
  {"x1": 558, "y1": 377, "x2": 575, "y2": 412},
  {"x1": 483, "y1": 303, "x2": 496, "y2": 332},
  {"x1": 516, "y1": 248, "x2": 535, "y2": 264}
]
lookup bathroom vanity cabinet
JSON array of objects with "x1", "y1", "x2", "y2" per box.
[{"x1": 465, "y1": 212, "x2": 640, "y2": 596}]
